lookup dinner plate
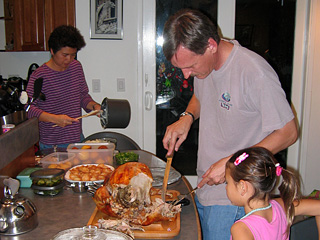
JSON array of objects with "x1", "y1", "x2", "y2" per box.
[
  {"x1": 65, "y1": 163, "x2": 114, "y2": 184},
  {"x1": 150, "y1": 167, "x2": 181, "y2": 187}
]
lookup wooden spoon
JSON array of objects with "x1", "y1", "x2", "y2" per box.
[{"x1": 52, "y1": 110, "x2": 101, "y2": 127}]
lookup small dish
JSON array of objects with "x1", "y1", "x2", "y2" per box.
[{"x1": 150, "y1": 167, "x2": 181, "y2": 187}]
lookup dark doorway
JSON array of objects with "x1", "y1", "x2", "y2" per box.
[{"x1": 235, "y1": 0, "x2": 296, "y2": 167}]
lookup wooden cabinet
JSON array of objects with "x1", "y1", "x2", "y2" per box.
[
  {"x1": 13, "y1": 0, "x2": 45, "y2": 51},
  {"x1": 44, "y1": 0, "x2": 75, "y2": 50},
  {"x1": 7, "y1": 0, "x2": 75, "y2": 51}
]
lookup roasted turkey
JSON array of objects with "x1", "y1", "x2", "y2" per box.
[{"x1": 93, "y1": 162, "x2": 181, "y2": 226}]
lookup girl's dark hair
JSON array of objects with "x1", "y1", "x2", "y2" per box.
[
  {"x1": 226, "y1": 147, "x2": 301, "y2": 236},
  {"x1": 162, "y1": 8, "x2": 221, "y2": 61},
  {"x1": 48, "y1": 25, "x2": 86, "y2": 54}
]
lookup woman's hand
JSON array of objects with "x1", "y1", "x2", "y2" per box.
[{"x1": 53, "y1": 114, "x2": 79, "y2": 127}]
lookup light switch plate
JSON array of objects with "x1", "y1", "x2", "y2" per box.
[
  {"x1": 92, "y1": 79, "x2": 100, "y2": 93},
  {"x1": 117, "y1": 78, "x2": 125, "y2": 92}
]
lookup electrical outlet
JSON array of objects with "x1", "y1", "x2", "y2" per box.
[
  {"x1": 117, "y1": 78, "x2": 125, "y2": 92},
  {"x1": 92, "y1": 79, "x2": 100, "y2": 93}
]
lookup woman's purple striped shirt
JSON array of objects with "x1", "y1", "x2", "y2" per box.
[{"x1": 26, "y1": 60, "x2": 94, "y2": 145}]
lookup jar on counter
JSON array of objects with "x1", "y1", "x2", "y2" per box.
[{"x1": 2, "y1": 124, "x2": 15, "y2": 133}]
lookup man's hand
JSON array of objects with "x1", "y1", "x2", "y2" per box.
[
  {"x1": 198, "y1": 156, "x2": 231, "y2": 188},
  {"x1": 162, "y1": 116, "x2": 193, "y2": 156}
]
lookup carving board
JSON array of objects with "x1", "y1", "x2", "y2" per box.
[{"x1": 87, "y1": 190, "x2": 181, "y2": 239}]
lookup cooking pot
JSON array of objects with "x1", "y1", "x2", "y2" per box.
[
  {"x1": 0, "y1": 110, "x2": 27, "y2": 126},
  {"x1": 100, "y1": 97, "x2": 131, "y2": 129},
  {"x1": 0, "y1": 178, "x2": 38, "y2": 235}
]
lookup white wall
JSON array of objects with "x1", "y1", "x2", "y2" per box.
[
  {"x1": 297, "y1": 0, "x2": 320, "y2": 195},
  {"x1": 75, "y1": 0, "x2": 142, "y2": 146}
]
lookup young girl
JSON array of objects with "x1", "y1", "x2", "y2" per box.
[{"x1": 225, "y1": 147, "x2": 320, "y2": 240}]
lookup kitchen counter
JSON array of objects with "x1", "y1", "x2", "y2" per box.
[
  {"x1": 1, "y1": 150, "x2": 201, "y2": 240},
  {"x1": 0, "y1": 117, "x2": 39, "y2": 177}
]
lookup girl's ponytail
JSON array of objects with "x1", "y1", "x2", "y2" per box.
[{"x1": 278, "y1": 168, "x2": 301, "y2": 235}]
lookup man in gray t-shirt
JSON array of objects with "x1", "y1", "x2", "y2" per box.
[{"x1": 162, "y1": 9, "x2": 298, "y2": 240}]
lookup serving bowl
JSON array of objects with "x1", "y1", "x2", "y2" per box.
[{"x1": 65, "y1": 164, "x2": 114, "y2": 193}]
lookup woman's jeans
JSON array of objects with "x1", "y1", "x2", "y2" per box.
[{"x1": 39, "y1": 133, "x2": 85, "y2": 151}]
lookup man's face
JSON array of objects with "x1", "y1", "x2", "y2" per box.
[
  {"x1": 51, "y1": 47, "x2": 77, "y2": 71},
  {"x1": 170, "y1": 45, "x2": 214, "y2": 79}
]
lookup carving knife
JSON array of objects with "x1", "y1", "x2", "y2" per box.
[{"x1": 161, "y1": 152, "x2": 174, "y2": 202}]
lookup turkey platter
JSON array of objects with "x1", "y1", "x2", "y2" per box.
[{"x1": 93, "y1": 162, "x2": 181, "y2": 226}]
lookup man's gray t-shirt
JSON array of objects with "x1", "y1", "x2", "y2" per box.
[{"x1": 194, "y1": 40, "x2": 294, "y2": 206}]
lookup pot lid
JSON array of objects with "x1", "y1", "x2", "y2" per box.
[{"x1": 30, "y1": 168, "x2": 65, "y2": 179}]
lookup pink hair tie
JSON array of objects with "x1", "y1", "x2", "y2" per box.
[
  {"x1": 234, "y1": 152, "x2": 249, "y2": 166},
  {"x1": 275, "y1": 163, "x2": 282, "y2": 176}
]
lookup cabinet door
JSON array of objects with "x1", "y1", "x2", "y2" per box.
[
  {"x1": 44, "y1": 0, "x2": 75, "y2": 50},
  {"x1": 13, "y1": 0, "x2": 45, "y2": 51}
]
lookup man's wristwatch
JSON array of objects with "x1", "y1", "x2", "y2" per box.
[{"x1": 180, "y1": 111, "x2": 195, "y2": 122}]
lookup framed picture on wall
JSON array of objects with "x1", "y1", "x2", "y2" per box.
[{"x1": 90, "y1": 0, "x2": 123, "y2": 39}]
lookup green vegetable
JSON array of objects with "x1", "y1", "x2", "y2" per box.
[
  {"x1": 37, "y1": 179, "x2": 46, "y2": 185},
  {"x1": 115, "y1": 152, "x2": 139, "y2": 165},
  {"x1": 32, "y1": 176, "x2": 63, "y2": 187}
]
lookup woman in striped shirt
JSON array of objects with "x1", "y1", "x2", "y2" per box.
[{"x1": 26, "y1": 25, "x2": 101, "y2": 150}]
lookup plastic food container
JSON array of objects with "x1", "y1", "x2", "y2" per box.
[
  {"x1": 16, "y1": 167, "x2": 43, "y2": 188},
  {"x1": 67, "y1": 142, "x2": 115, "y2": 166},
  {"x1": 40, "y1": 152, "x2": 75, "y2": 170},
  {"x1": 30, "y1": 168, "x2": 65, "y2": 196},
  {"x1": 31, "y1": 182, "x2": 64, "y2": 196}
]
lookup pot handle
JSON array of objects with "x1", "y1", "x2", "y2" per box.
[{"x1": 0, "y1": 220, "x2": 9, "y2": 233}]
